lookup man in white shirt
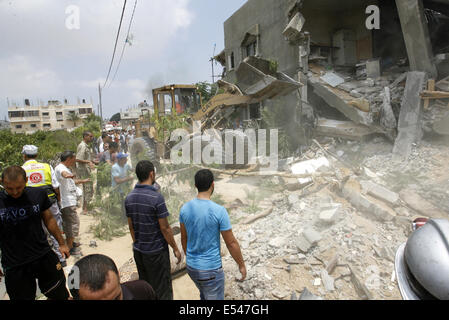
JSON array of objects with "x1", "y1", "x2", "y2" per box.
[
  {"x1": 126, "y1": 130, "x2": 135, "y2": 149},
  {"x1": 55, "y1": 151, "x2": 90, "y2": 256},
  {"x1": 99, "y1": 132, "x2": 112, "y2": 154}
]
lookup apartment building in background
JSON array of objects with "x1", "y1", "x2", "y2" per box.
[{"x1": 8, "y1": 98, "x2": 94, "y2": 134}]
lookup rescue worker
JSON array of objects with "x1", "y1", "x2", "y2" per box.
[{"x1": 21, "y1": 145, "x2": 67, "y2": 266}]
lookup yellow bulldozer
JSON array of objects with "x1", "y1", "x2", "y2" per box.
[{"x1": 130, "y1": 57, "x2": 302, "y2": 167}]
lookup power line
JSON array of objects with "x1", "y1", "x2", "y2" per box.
[
  {"x1": 102, "y1": 0, "x2": 128, "y2": 89},
  {"x1": 108, "y1": 0, "x2": 138, "y2": 88}
]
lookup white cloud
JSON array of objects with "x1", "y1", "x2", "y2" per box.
[
  {"x1": 0, "y1": 0, "x2": 194, "y2": 61},
  {"x1": 0, "y1": 55, "x2": 63, "y2": 103}
]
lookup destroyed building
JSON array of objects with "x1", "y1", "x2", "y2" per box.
[{"x1": 216, "y1": 0, "x2": 449, "y2": 158}]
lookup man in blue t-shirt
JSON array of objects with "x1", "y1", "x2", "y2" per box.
[
  {"x1": 180, "y1": 169, "x2": 246, "y2": 300},
  {"x1": 111, "y1": 153, "x2": 133, "y2": 196}
]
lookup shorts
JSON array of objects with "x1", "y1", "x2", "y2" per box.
[
  {"x1": 61, "y1": 206, "x2": 80, "y2": 239},
  {"x1": 4, "y1": 250, "x2": 69, "y2": 300}
]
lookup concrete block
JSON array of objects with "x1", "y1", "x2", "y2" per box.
[
  {"x1": 269, "y1": 237, "x2": 285, "y2": 248},
  {"x1": 366, "y1": 59, "x2": 381, "y2": 78},
  {"x1": 296, "y1": 234, "x2": 312, "y2": 253},
  {"x1": 318, "y1": 206, "x2": 341, "y2": 225},
  {"x1": 320, "y1": 269, "x2": 335, "y2": 292},
  {"x1": 296, "y1": 228, "x2": 321, "y2": 253},
  {"x1": 349, "y1": 265, "x2": 373, "y2": 300},
  {"x1": 360, "y1": 180, "x2": 400, "y2": 205},
  {"x1": 303, "y1": 227, "x2": 322, "y2": 244},
  {"x1": 290, "y1": 156, "x2": 330, "y2": 185},
  {"x1": 342, "y1": 179, "x2": 395, "y2": 222},
  {"x1": 393, "y1": 72, "x2": 427, "y2": 160}
]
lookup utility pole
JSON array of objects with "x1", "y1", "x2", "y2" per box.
[
  {"x1": 98, "y1": 83, "x2": 103, "y2": 129},
  {"x1": 210, "y1": 57, "x2": 215, "y2": 84}
]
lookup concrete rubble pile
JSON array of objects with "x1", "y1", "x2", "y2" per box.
[
  {"x1": 277, "y1": 0, "x2": 449, "y2": 156},
  {"x1": 221, "y1": 136, "x2": 449, "y2": 300}
]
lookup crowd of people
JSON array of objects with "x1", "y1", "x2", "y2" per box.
[{"x1": 0, "y1": 129, "x2": 246, "y2": 300}]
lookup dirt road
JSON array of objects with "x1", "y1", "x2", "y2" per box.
[{"x1": 64, "y1": 212, "x2": 200, "y2": 300}]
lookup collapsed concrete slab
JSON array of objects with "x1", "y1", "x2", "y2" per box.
[
  {"x1": 282, "y1": 11, "x2": 305, "y2": 43},
  {"x1": 315, "y1": 118, "x2": 378, "y2": 141},
  {"x1": 342, "y1": 179, "x2": 396, "y2": 222},
  {"x1": 320, "y1": 269, "x2": 335, "y2": 292},
  {"x1": 393, "y1": 72, "x2": 427, "y2": 160},
  {"x1": 309, "y1": 75, "x2": 372, "y2": 126},
  {"x1": 399, "y1": 189, "x2": 448, "y2": 219},
  {"x1": 360, "y1": 180, "x2": 400, "y2": 206},
  {"x1": 235, "y1": 56, "x2": 301, "y2": 100}
]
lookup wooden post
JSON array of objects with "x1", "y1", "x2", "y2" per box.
[{"x1": 423, "y1": 79, "x2": 435, "y2": 109}]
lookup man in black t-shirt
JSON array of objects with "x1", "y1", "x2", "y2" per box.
[
  {"x1": 0, "y1": 166, "x2": 70, "y2": 300},
  {"x1": 69, "y1": 254, "x2": 157, "y2": 300}
]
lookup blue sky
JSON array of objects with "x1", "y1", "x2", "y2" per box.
[{"x1": 0, "y1": 0, "x2": 247, "y2": 120}]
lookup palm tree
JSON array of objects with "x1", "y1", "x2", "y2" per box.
[{"x1": 68, "y1": 112, "x2": 81, "y2": 128}]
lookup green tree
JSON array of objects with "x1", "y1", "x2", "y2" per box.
[
  {"x1": 68, "y1": 112, "x2": 81, "y2": 127},
  {"x1": 195, "y1": 81, "x2": 223, "y2": 104},
  {"x1": 110, "y1": 113, "x2": 121, "y2": 122}
]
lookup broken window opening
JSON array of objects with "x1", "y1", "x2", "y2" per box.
[
  {"x1": 245, "y1": 41, "x2": 257, "y2": 58},
  {"x1": 249, "y1": 103, "x2": 261, "y2": 119},
  {"x1": 228, "y1": 52, "x2": 235, "y2": 70}
]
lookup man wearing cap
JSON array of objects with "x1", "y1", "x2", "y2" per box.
[
  {"x1": 111, "y1": 153, "x2": 133, "y2": 196},
  {"x1": 22, "y1": 145, "x2": 67, "y2": 266},
  {"x1": 76, "y1": 131, "x2": 98, "y2": 215}
]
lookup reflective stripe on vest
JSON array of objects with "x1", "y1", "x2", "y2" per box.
[{"x1": 22, "y1": 160, "x2": 56, "y2": 198}]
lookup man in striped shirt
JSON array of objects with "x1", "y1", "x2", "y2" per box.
[{"x1": 125, "y1": 160, "x2": 181, "y2": 300}]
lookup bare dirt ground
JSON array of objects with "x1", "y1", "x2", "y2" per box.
[{"x1": 64, "y1": 210, "x2": 200, "y2": 300}]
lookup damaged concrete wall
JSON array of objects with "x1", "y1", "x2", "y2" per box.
[{"x1": 224, "y1": 0, "x2": 299, "y2": 84}]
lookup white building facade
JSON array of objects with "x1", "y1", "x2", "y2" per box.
[{"x1": 8, "y1": 100, "x2": 94, "y2": 134}]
